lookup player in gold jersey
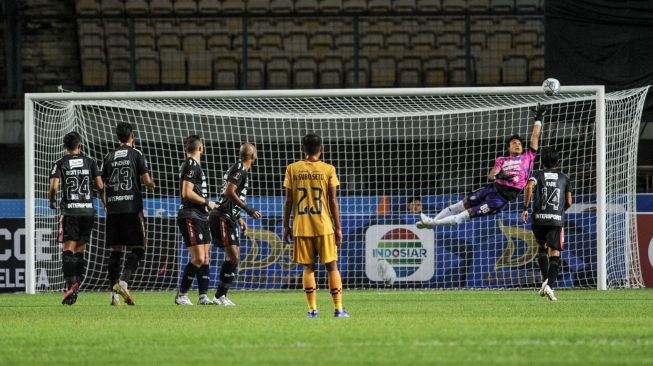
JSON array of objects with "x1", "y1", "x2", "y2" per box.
[{"x1": 283, "y1": 133, "x2": 349, "y2": 318}]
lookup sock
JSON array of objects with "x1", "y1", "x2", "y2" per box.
[
  {"x1": 62, "y1": 250, "x2": 75, "y2": 288},
  {"x1": 436, "y1": 210, "x2": 470, "y2": 226},
  {"x1": 328, "y1": 270, "x2": 343, "y2": 310},
  {"x1": 547, "y1": 256, "x2": 561, "y2": 288},
  {"x1": 180, "y1": 261, "x2": 200, "y2": 294},
  {"x1": 303, "y1": 269, "x2": 317, "y2": 310},
  {"x1": 197, "y1": 264, "x2": 210, "y2": 296},
  {"x1": 121, "y1": 247, "x2": 144, "y2": 283},
  {"x1": 537, "y1": 248, "x2": 549, "y2": 283},
  {"x1": 73, "y1": 252, "x2": 85, "y2": 284},
  {"x1": 435, "y1": 200, "x2": 465, "y2": 220},
  {"x1": 108, "y1": 251, "x2": 122, "y2": 289},
  {"x1": 215, "y1": 261, "x2": 238, "y2": 298}
]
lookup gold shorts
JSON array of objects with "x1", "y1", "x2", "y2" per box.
[{"x1": 292, "y1": 234, "x2": 337, "y2": 264}]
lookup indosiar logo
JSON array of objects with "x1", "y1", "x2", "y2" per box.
[{"x1": 365, "y1": 226, "x2": 434, "y2": 283}]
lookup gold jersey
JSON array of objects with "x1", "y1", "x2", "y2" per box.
[{"x1": 283, "y1": 160, "x2": 339, "y2": 237}]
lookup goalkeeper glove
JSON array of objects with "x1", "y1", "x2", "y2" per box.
[
  {"x1": 49, "y1": 200, "x2": 57, "y2": 210},
  {"x1": 531, "y1": 103, "x2": 550, "y2": 122},
  {"x1": 495, "y1": 171, "x2": 516, "y2": 182}
]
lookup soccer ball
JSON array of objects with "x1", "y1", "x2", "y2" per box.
[
  {"x1": 376, "y1": 259, "x2": 397, "y2": 285},
  {"x1": 542, "y1": 78, "x2": 561, "y2": 96}
]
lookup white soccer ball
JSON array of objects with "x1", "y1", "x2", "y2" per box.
[
  {"x1": 376, "y1": 259, "x2": 397, "y2": 285},
  {"x1": 542, "y1": 78, "x2": 561, "y2": 96}
]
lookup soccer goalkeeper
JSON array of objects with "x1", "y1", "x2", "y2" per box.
[{"x1": 418, "y1": 104, "x2": 547, "y2": 228}]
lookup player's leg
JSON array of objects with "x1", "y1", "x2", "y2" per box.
[
  {"x1": 320, "y1": 234, "x2": 349, "y2": 318},
  {"x1": 434, "y1": 189, "x2": 509, "y2": 226},
  {"x1": 60, "y1": 215, "x2": 82, "y2": 305},
  {"x1": 210, "y1": 216, "x2": 238, "y2": 305},
  {"x1": 293, "y1": 237, "x2": 318, "y2": 317},
  {"x1": 113, "y1": 213, "x2": 146, "y2": 305},
  {"x1": 531, "y1": 225, "x2": 550, "y2": 296},
  {"x1": 418, "y1": 185, "x2": 491, "y2": 228},
  {"x1": 544, "y1": 227, "x2": 563, "y2": 301},
  {"x1": 106, "y1": 214, "x2": 123, "y2": 305},
  {"x1": 175, "y1": 218, "x2": 203, "y2": 305},
  {"x1": 196, "y1": 244, "x2": 212, "y2": 304}
]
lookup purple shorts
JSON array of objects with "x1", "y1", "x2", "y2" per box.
[{"x1": 466, "y1": 184, "x2": 509, "y2": 217}]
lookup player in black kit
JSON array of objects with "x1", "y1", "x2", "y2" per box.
[
  {"x1": 48, "y1": 132, "x2": 104, "y2": 305},
  {"x1": 175, "y1": 135, "x2": 217, "y2": 305},
  {"x1": 209, "y1": 144, "x2": 261, "y2": 306},
  {"x1": 522, "y1": 148, "x2": 573, "y2": 301},
  {"x1": 102, "y1": 123, "x2": 155, "y2": 306}
]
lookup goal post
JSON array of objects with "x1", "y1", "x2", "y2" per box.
[{"x1": 24, "y1": 86, "x2": 649, "y2": 294}]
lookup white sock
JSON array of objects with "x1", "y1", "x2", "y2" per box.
[
  {"x1": 119, "y1": 280, "x2": 128, "y2": 289},
  {"x1": 436, "y1": 210, "x2": 471, "y2": 226},
  {"x1": 435, "y1": 200, "x2": 465, "y2": 220}
]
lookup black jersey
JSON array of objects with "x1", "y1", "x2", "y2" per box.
[
  {"x1": 49, "y1": 153, "x2": 100, "y2": 216},
  {"x1": 529, "y1": 168, "x2": 573, "y2": 226},
  {"x1": 101, "y1": 145, "x2": 149, "y2": 214},
  {"x1": 210, "y1": 161, "x2": 249, "y2": 222},
  {"x1": 177, "y1": 157, "x2": 209, "y2": 220}
]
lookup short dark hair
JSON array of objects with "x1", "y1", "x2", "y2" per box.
[
  {"x1": 505, "y1": 134, "x2": 526, "y2": 150},
  {"x1": 541, "y1": 147, "x2": 560, "y2": 168},
  {"x1": 408, "y1": 197, "x2": 421, "y2": 204},
  {"x1": 116, "y1": 122, "x2": 133, "y2": 143},
  {"x1": 63, "y1": 131, "x2": 81, "y2": 151},
  {"x1": 302, "y1": 133, "x2": 322, "y2": 155},
  {"x1": 184, "y1": 135, "x2": 203, "y2": 153}
]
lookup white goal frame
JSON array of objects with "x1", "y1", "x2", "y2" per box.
[{"x1": 24, "y1": 86, "x2": 610, "y2": 294}]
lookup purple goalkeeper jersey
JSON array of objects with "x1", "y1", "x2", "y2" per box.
[{"x1": 493, "y1": 148, "x2": 537, "y2": 190}]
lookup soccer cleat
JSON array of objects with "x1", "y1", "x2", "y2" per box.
[
  {"x1": 110, "y1": 292, "x2": 121, "y2": 306},
  {"x1": 198, "y1": 295, "x2": 214, "y2": 305},
  {"x1": 62, "y1": 282, "x2": 80, "y2": 305},
  {"x1": 213, "y1": 295, "x2": 236, "y2": 306},
  {"x1": 307, "y1": 309, "x2": 319, "y2": 318},
  {"x1": 175, "y1": 294, "x2": 193, "y2": 305},
  {"x1": 544, "y1": 285, "x2": 557, "y2": 301},
  {"x1": 334, "y1": 308, "x2": 350, "y2": 318},
  {"x1": 112, "y1": 280, "x2": 135, "y2": 306},
  {"x1": 538, "y1": 279, "x2": 549, "y2": 297},
  {"x1": 416, "y1": 213, "x2": 437, "y2": 229}
]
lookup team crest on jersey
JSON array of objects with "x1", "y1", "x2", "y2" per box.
[
  {"x1": 544, "y1": 172, "x2": 559, "y2": 180},
  {"x1": 114, "y1": 150, "x2": 128, "y2": 158},
  {"x1": 69, "y1": 159, "x2": 84, "y2": 168}
]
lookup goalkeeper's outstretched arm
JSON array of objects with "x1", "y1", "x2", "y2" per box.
[{"x1": 530, "y1": 104, "x2": 548, "y2": 151}]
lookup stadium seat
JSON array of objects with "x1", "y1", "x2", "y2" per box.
[
  {"x1": 467, "y1": 0, "x2": 490, "y2": 11},
  {"x1": 197, "y1": 0, "x2": 221, "y2": 13},
  {"x1": 109, "y1": 57, "x2": 131, "y2": 88},
  {"x1": 295, "y1": 0, "x2": 319, "y2": 12},
  {"x1": 370, "y1": 56, "x2": 396, "y2": 87},
  {"x1": 319, "y1": 0, "x2": 342, "y2": 13},
  {"x1": 386, "y1": 32, "x2": 411, "y2": 51},
  {"x1": 529, "y1": 55, "x2": 544, "y2": 84},
  {"x1": 270, "y1": 0, "x2": 293, "y2": 13},
  {"x1": 244, "y1": 57, "x2": 265, "y2": 89},
  {"x1": 174, "y1": 0, "x2": 198, "y2": 13},
  {"x1": 247, "y1": 0, "x2": 270, "y2": 13},
  {"x1": 309, "y1": 34, "x2": 333, "y2": 51},
  {"x1": 343, "y1": 0, "x2": 367, "y2": 12},
  {"x1": 82, "y1": 58, "x2": 107, "y2": 86},
  {"x1": 441, "y1": 0, "x2": 466, "y2": 12},
  {"x1": 150, "y1": 0, "x2": 173, "y2": 13},
  {"x1": 470, "y1": 30, "x2": 487, "y2": 49},
  {"x1": 101, "y1": 0, "x2": 124, "y2": 14},
  {"x1": 187, "y1": 51, "x2": 213, "y2": 86},
  {"x1": 258, "y1": 32, "x2": 284, "y2": 53},
  {"x1": 135, "y1": 51, "x2": 160, "y2": 85},
  {"x1": 182, "y1": 34, "x2": 206, "y2": 54},
  {"x1": 207, "y1": 33, "x2": 232, "y2": 51},
  {"x1": 368, "y1": 0, "x2": 391, "y2": 12},
  {"x1": 513, "y1": 30, "x2": 538, "y2": 55},
  {"x1": 318, "y1": 56, "x2": 344, "y2": 88},
  {"x1": 160, "y1": 49, "x2": 186, "y2": 84},
  {"x1": 416, "y1": 0, "x2": 441, "y2": 12},
  {"x1": 293, "y1": 57, "x2": 318, "y2": 88},
  {"x1": 134, "y1": 20, "x2": 156, "y2": 51},
  {"x1": 213, "y1": 57, "x2": 239, "y2": 89},
  {"x1": 397, "y1": 56, "x2": 422, "y2": 87},
  {"x1": 448, "y1": 56, "x2": 469, "y2": 85},
  {"x1": 345, "y1": 56, "x2": 369, "y2": 87},
  {"x1": 502, "y1": 55, "x2": 528, "y2": 84},
  {"x1": 222, "y1": 0, "x2": 245, "y2": 12},
  {"x1": 124, "y1": 0, "x2": 149, "y2": 13},
  {"x1": 490, "y1": 0, "x2": 513, "y2": 11},
  {"x1": 487, "y1": 31, "x2": 512, "y2": 51},
  {"x1": 475, "y1": 53, "x2": 500, "y2": 85},
  {"x1": 412, "y1": 32, "x2": 436, "y2": 50},
  {"x1": 233, "y1": 33, "x2": 257, "y2": 51},
  {"x1": 334, "y1": 31, "x2": 354, "y2": 49},
  {"x1": 76, "y1": 0, "x2": 100, "y2": 14},
  {"x1": 78, "y1": 19, "x2": 103, "y2": 38},
  {"x1": 361, "y1": 32, "x2": 384, "y2": 52},
  {"x1": 284, "y1": 33, "x2": 308, "y2": 54},
  {"x1": 437, "y1": 31, "x2": 463, "y2": 50},
  {"x1": 516, "y1": 0, "x2": 540, "y2": 11},
  {"x1": 81, "y1": 45, "x2": 104, "y2": 60},
  {"x1": 266, "y1": 56, "x2": 291, "y2": 89},
  {"x1": 423, "y1": 57, "x2": 448, "y2": 86},
  {"x1": 495, "y1": 17, "x2": 519, "y2": 32},
  {"x1": 158, "y1": 34, "x2": 182, "y2": 50}
]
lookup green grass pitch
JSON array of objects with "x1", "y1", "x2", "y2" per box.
[{"x1": 1, "y1": 289, "x2": 652, "y2": 365}]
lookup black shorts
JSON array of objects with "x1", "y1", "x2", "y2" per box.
[
  {"x1": 532, "y1": 225, "x2": 565, "y2": 251},
  {"x1": 58, "y1": 215, "x2": 94, "y2": 244},
  {"x1": 106, "y1": 212, "x2": 146, "y2": 247},
  {"x1": 209, "y1": 215, "x2": 240, "y2": 248},
  {"x1": 177, "y1": 217, "x2": 211, "y2": 247}
]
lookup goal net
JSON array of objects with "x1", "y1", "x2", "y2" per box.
[{"x1": 25, "y1": 86, "x2": 649, "y2": 293}]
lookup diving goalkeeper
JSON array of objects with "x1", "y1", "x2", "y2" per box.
[{"x1": 418, "y1": 104, "x2": 547, "y2": 228}]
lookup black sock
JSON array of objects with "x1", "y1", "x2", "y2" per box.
[
  {"x1": 108, "y1": 251, "x2": 122, "y2": 289},
  {"x1": 73, "y1": 252, "x2": 84, "y2": 284},
  {"x1": 197, "y1": 265, "x2": 210, "y2": 296},
  {"x1": 537, "y1": 248, "x2": 549, "y2": 282},
  {"x1": 121, "y1": 247, "x2": 144, "y2": 283},
  {"x1": 62, "y1": 250, "x2": 76, "y2": 288},
  {"x1": 547, "y1": 256, "x2": 561, "y2": 288},
  {"x1": 180, "y1": 261, "x2": 200, "y2": 294},
  {"x1": 216, "y1": 261, "x2": 238, "y2": 298}
]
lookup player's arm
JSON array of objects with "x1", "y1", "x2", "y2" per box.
[
  {"x1": 48, "y1": 178, "x2": 60, "y2": 209},
  {"x1": 282, "y1": 188, "x2": 293, "y2": 244},
  {"x1": 529, "y1": 103, "x2": 548, "y2": 151},
  {"x1": 95, "y1": 176, "x2": 106, "y2": 210},
  {"x1": 327, "y1": 185, "x2": 343, "y2": 245},
  {"x1": 181, "y1": 180, "x2": 216, "y2": 210},
  {"x1": 139, "y1": 155, "x2": 155, "y2": 191},
  {"x1": 565, "y1": 191, "x2": 572, "y2": 210},
  {"x1": 488, "y1": 167, "x2": 501, "y2": 181},
  {"x1": 142, "y1": 172, "x2": 155, "y2": 191},
  {"x1": 521, "y1": 180, "x2": 536, "y2": 223},
  {"x1": 225, "y1": 183, "x2": 261, "y2": 219}
]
